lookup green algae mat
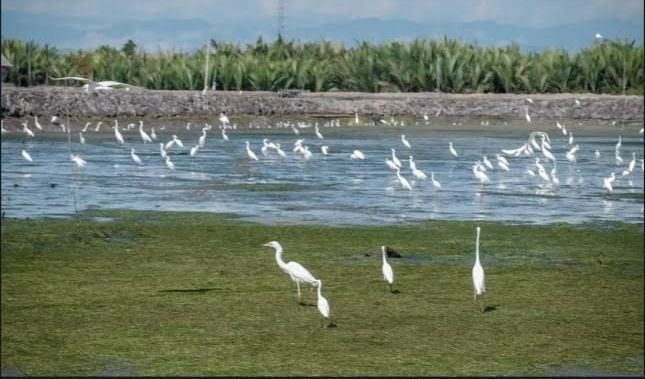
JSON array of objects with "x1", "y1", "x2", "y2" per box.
[{"x1": 1, "y1": 210, "x2": 643, "y2": 376}]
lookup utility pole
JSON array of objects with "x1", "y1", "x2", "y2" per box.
[{"x1": 277, "y1": 0, "x2": 285, "y2": 38}]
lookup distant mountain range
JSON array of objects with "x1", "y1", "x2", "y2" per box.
[{"x1": 2, "y1": 9, "x2": 642, "y2": 52}]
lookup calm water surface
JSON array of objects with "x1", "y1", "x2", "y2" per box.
[{"x1": 2, "y1": 119, "x2": 643, "y2": 225}]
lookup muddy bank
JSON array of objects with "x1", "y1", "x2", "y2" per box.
[{"x1": 1, "y1": 85, "x2": 643, "y2": 121}]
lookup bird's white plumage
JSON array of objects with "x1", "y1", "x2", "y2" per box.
[
  {"x1": 381, "y1": 246, "x2": 394, "y2": 285},
  {"x1": 472, "y1": 227, "x2": 485, "y2": 297}
]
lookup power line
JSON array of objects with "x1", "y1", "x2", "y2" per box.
[{"x1": 277, "y1": 0, "x2": 285, "y2": 38}]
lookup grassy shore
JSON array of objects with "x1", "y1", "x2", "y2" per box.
[{"x1": 1, "y1": 210, "x2": 643, "y2": 376}]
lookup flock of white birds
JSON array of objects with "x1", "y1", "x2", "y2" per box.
[
  {"x1": 263, "y1": 225, "x2": 487, "y2": 325},
  {"x1": 2, "y1": 99, "x2": 644, "y2": 325},
  {"x1": 5, "y1": 101, "x2": 644, "y2": 199}
]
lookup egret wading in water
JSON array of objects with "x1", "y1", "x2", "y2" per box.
[
  {"x1": 381, "y1": 246, "x2": 395, "y2": 293},
  {"x1": 21, "y1": 149, "x2": 33, "y2": 162},
  {"x1": 246, "y1": 141, "x2": 259, "y2": 161},
  {"x1": 401, "y1": 134, "x2": 411, "y2": 149},
  {"x1": 263, "y1": 241, "x2": 318, "y2": 304},
  {"x1": 449, "y1": 142, "x2": 459, "y2": 157},
  {"x1": 472, "y1": 226, "x2": 486, "y2": 312}
]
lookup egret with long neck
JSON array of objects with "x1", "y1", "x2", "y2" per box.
[
  {"x1": 263, "y1": 241, "x2": 318, "y2": 303},
  {"x1": 472, "y1": 227, "x2": 486, "y2": 311}
]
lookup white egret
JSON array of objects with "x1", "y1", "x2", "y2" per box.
[
  {"x1": 594, "y1": 150, "x2": 601, "y2": 158},
  {"x1": 173, "y1": 135, "x2": 184, "y2": 148},
  {"x1": 482, "y1": 156, "x2": 494, "y2": 170},
  {"x1": 218, "y1": 113, "x2": 230, "y2": 127},
  {"x1": 275, "y1": 143, "x2": 287, "y2": 158},
  {"x1": 381, "y1": 246, "x2": 394, "y2": 292},
  {"x1": 165, "y1": 156, "x2": 175, "y2": 170},
  {"x1": 130, "y1": 148, "x2": 143, "y2": 165},
  {"x1": 314, "y1": 125, "x2": 324, "y2": 139},
  {"x1": 526, "y1": 168, "x2": 536, "y2": 177},
  {"x1": 350, "y1": 150, "x2": 365, "y2": 160},
  {"x1": 22, "y1": 122, "x2": 35, "y2": 137},
  {"x1": 321, "y1": 145, "x2": 329, "y2": 155},
  {"x1": 603, "y1": 172, "x2": 616, "y2": 193},
  {"x1": 94, "y1": 121, "x2": 103, "y2": 132},
  {"x1": 535, "y1": 158, "x2": 551, "y2": 182},
  {"x1": 302, "y1": 146, "x2": 313, "y2": 160},
  {"x1": 21, "y1": 149, "x2": 33, "y2": 162},
  {"x1": 385, "y1": 158, "x2": 399, "y2": 171},
  {"x1": 541, "y1": 143, "x2": 555, "y2": 162},
  {"x1": 615, "y1": 152, "x2": 624, "y2": 165},
  {"x1": 395, "y1": 167, "x2": 412, "y2": 191},
  {"x1": 260, "y1": 138, "x2": 269, "y2": 157},
  {"x1": 81, "y1": 122, "x2": 90, "y2": 132},
  {"x1": 79, "y1": 132, "x2": 86, "y2": 145},
  {"x1": 401, "y1": 134, "x2": 411, "y2": 149},
  {"x1": 139, "y1": 121, "x2": 153, "y2": 143},
  {"x1": 245, "y1": 141, "x2": 259, "y2": 161},
  {"x1": 150, "y1": 127, "x2": 157, "y2": 140},
  {"x1": 70, "y1": 154, "x2": 86, "y2": 168},
  {"x1": 430, "y1": 172, "x2": 442, "y2": 189},
  {"x1": 185, "y1": 122, "x2": 191, "y2": 130},
  {"x1": 113, "y1": 122, "x2": 124, "y2": 144},
  {"x1": 165, "y1": 136, "x2": 176, "y2": 150},
  {"x1": 616, "y1": 135, "x2": 622, "y2": 151},
  {"x1": 355, "y1": 111, "x2": 360, "y2": 125},
  {"x1": 524, "y1": 107, "x2": 532, "y2": 123},
  {"x1": 190, "y1": 145, "x2": 200, "y2": 157},
  {"x1": 472, "y1": 227, "x2": 486, "y2": 309},
  {"x1": 391, "y1": 148, "x2": 402, "y2": 167},
  {"x1": 263, "y1": 241, "x2": 318, "y2": 302},
  {"x1": 49, "y1": 76, "x2": 141, "y2": 92},
  {"x1": 568, "y1": 132, "x2": 574, "y2": 145},
  {"x1": 449, "y1": 142, "x2": 459, "y2": 157},
  {"x1": 566, "y1": 145, "x2": 579, "y2": 163},
  {"x1": 473, "y1": 163, "x2": 491, "y2": 185},
  {"x1": 198, "y1": 129, "x2": 207, "y2": 149},
  {"x1": 34, "y1": 116, "x2": 43, "y2": 130},
  {"x1": 159, "y1": 143, "x2": 168, "y2": 159},
  {"x1": 314, "y1": 280, "x2": 330, "y2": 324},
  {"x1": 575, "y1": 98, "x2": 581, "y2": 106},
  {"x1": 526, "y1": 97, "x2": 534, "y2": 104}
]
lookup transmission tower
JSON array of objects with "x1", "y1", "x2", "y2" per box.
[{"x1": 277, "y1": 0, "x2": 286, "y2": 38}]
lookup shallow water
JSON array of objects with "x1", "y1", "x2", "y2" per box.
[{"x1": 2, "y1": 119, "x2": 643, "y2": 225}]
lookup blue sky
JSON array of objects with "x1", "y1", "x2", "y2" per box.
[{"x1": 1, "y1": 0, "x2": 643, "y2": 50}]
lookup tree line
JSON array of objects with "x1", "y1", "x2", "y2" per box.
[{"x1": 2, "y1": 36, "x2": 643, "y2": 94}]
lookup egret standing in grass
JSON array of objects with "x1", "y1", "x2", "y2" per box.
[
  {"x1": 313, "y1": 279, "x2": 334, "y2": 327},
  {"x1": 472, "y1": 227, "x2": 486, "y2": 311},
  {"x1": 381, "y1": 246, "x2": 395, "y2": 293},
  {"x1": 263, "y1": 241, "x2": 318, "y2": 303}
]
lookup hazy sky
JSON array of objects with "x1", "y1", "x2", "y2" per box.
[
  {"x1": 3, "y1": 0, "x2": 643, "y2": 26},
  {"x1": 2, "y1": 0, "x2": 643, "y2": 49}
]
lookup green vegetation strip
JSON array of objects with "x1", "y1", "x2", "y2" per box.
[
  {"x1": 2, "y1": 37, "x2": 643, "y2": 94},
  {"x1": 1, "y1": 210, "x2": 643, "y2": 376}
]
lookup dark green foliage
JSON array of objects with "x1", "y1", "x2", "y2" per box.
[{"x1": 2, "y1": 37, "x2": 643, "y2": 94}]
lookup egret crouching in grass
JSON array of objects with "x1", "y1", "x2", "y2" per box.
[
  {"x1": 472, "y1": 227, "x2": 486, "y2": 312},
  {"x1": 381, "y1": 246, "x2": 395, "y2": 293},
  {"x1": 263, "y1": 241, "x2": 318, "y2": 304},
  {"x1": 314, "y1": 279, "x2": 335, "y2": 327}
]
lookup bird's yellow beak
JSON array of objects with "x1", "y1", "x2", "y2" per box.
[{"x1": 262, "y1": 242, "x2": 271, "y2": 247}]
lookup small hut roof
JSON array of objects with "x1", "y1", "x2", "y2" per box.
[{"x1": 1, "y1": 54, "x2": 12, "y2": 68}]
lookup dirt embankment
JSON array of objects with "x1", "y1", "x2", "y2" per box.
[{"x1": 1, "y1": 85, "x2": 643, "y2": 121}]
